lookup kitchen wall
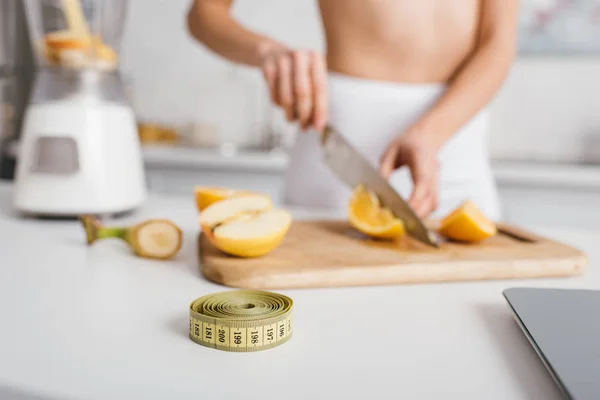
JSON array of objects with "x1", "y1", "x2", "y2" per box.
[
  {"x1": 489, "y1": 58, "x2": 600, "y2": 163},
  {"x1": 121, "y1": 0, "x2": 600, "y2": 164}
]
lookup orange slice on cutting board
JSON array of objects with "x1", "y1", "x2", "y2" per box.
[
  {"x1": 348, "y1": 184, "x2": 405, "y2": 240},
  {"x1": 438, "y1": 200, "x2": 497, "y2": 243},
  {"x1": 194, "y1": 187, "x2": 253, "y2": 212}
]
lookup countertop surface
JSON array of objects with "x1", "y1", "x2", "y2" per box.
[{"x1": 0, "y1": 182, "x2": 598, "y2": 400}]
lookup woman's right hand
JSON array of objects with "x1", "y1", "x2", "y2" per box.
[{"x1": 261, "y1": 49, "x2": 328, "y2": 132}]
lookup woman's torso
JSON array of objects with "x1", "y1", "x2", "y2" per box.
[{"x1": 318, "y1": 0, "x2": 482, "y2": 84}]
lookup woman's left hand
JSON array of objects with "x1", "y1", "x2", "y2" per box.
[{"x1": 379, "y1": 133, "x2": 440, "y2": 218}]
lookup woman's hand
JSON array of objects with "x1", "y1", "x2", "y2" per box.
[
  {"x1": 260, "y1": 49, "x2": 328, "y2": 132},
  {"x1": 379, "y1": 133, "x2": 440, "y2": 218}
]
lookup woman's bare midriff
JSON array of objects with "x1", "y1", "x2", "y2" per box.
[{"x1": 318, "y1": 0, "x2": 482, "y2": 84}]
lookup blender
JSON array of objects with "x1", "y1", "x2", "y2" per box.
[{"x1": 13, "y1": 0, "x2": 146, "y2": 216}]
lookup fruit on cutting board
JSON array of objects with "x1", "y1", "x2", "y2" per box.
[
  {"x1": 80, "y1": 215, "x2": 183, "y2": 260},
  {"x1": 199, "y1": 194, "x2": 292, "y2": 257},
  {"x1": 348, "y1": 184, "x2": 405, "y2": 240},
  {"x1": 194, "y1": 186, "x2": 252, "y2": 212},
  {"x1": 437, "y1": 200, "x2": 497, "y2": 243}
]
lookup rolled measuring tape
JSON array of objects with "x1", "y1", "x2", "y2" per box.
[{"x1": 189, "y1": 290, "x2": 293, "y2": 352}]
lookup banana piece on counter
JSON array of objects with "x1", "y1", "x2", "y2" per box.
[{"x1": 80, "y1": 215, "x2": 183, "y2": 260}]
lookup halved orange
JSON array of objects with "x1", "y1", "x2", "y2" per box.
[
  {"x1": 194, "y1": 187, "x2": 253, "y2": 212},
  {"x1": 348, "y1": 184, "x2": 405, "y2": 240},
  {"x1": 438, "y1": 200, "x2": 497, "y2": 242}
]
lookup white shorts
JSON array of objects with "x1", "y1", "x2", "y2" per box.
[{"x1": 282, "y1": 72, "x2": 501, "y2": 221}]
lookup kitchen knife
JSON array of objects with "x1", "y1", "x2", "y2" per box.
[{"x1": 321, "y1": 125, "x2": 438, "y2": 247}]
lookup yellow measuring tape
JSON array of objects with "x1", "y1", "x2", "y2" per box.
[{"x1": 189, "y1": 290, "x2": 293, "y2": 352}]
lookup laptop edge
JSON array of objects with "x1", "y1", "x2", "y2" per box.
[{"x1": 503, "y1": 289, "x2": 574, "y2": 400}]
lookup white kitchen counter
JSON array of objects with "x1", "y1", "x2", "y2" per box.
[
  {"x1": 491, "y1": 159, "x2": 600, "y2": 190},
  {"x1": 0, "y1": 182, "x2": 598, "y2": 400}
]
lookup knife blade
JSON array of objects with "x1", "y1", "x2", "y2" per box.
[{"x1": 321, "y1": 125, "x2": 438, "y2": 247}]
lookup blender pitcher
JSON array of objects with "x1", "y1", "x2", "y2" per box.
[
  {"x1": 25, "y1": 0, "x2": 124, "y2": 71},
  {"x1": 13, "y1": 0, "x2": 147, "y2": 216}
]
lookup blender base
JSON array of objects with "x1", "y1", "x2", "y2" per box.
[{"x1": 13, "y1": 98, "x2": 147, "y2": 216}]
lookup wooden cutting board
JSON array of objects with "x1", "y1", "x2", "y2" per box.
[{"x1": 198, "y1": 220, "x2": 587, "y2": 289}]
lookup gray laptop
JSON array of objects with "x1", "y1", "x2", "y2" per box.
[{"x1": 503, "y1": 287, "x2": 600, "y2": 400}]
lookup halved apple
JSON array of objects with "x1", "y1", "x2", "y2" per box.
[{"x1": 199, "y1": 195, "x2": 292, "y2": 257}]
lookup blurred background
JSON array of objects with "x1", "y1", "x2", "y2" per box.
[{"x1": 2, "y1": 0, "x2": 600, "y2": 227}]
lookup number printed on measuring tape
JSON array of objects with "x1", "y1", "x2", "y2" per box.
[
  {"x1": 230, "y1": 327, "x2": 247, "y2": 348},
  {"x1": 278, "y1": 319, "x2": 286, "y2": 340},
  {"x1": 264, "y1": 323, "x2": 276, "y2": 344},
  {"x1": 202, "y1": 322, "x2": 216, "y2": 344},
  {"x1": 247, "y1": 327, "x2": 263, "y2": 348},
  {"x1": 216, "y1": 324, "x2": 229, "y2": 347},
  {"x1": 191, "y1": 318, "x2": 201, "y2": 340}
]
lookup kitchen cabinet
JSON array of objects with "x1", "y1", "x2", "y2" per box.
[
  {"x1": 499, "y1": 186, "x2": 600, "y2": 229},
  {"x1": 494, "y1": 161, "x2": 600, "y2": 230}
]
